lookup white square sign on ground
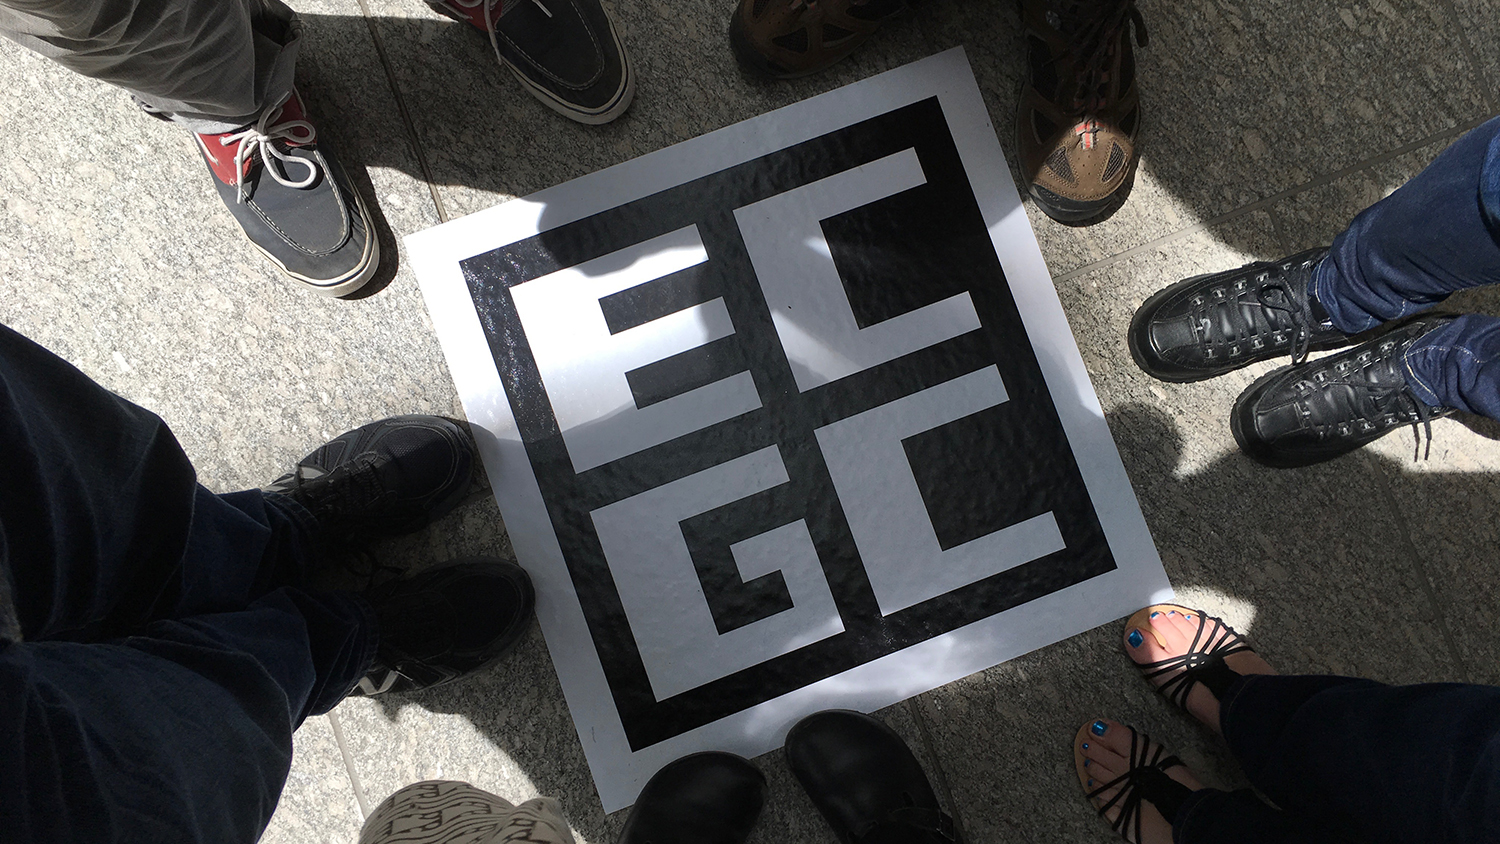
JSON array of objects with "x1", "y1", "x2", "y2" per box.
[{"x1": 408, "y1": 47, "x2": 1172, "y2": 812}]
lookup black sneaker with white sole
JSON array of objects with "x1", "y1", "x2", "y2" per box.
[
  {"x1": 263, "y1": 414, "x2": 475, "y2": 545},
  {"x1": 426, "y1": 0, "x2": 634, "y2": 124},
  {"x1": 1129, "y1": 247, "x2": 1351, "y2": 382},
  {"x1": 1231, "y1": 317, "x2": 1457, "y2": 468},
  {"x1": 197, "y1": 90, "x2": 378, "y2": 296},
  {"x1": 350, "y1": 558, "x2": 535, "y2": 696}
]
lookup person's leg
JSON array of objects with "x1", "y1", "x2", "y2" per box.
[
  {"x1": 0, "y1": 322, "x2": 335, "y2": 642},
  {"x1": 1314, "y1": 117, "x2": 1500, "y2": 333},
  {"x1": 0, "y1": 0, "x2": 378, "y2": 293},
  {"x1": 1171, "y1": 788, "x2": 1333, "y2": 844},
  {"x1": 0, "y1": 586, "x2": 375, "y2": 844},
  {"x1": 0, "y1": 0, "x2": 298, "y2": 131},
  {"x1": 1212, "y1": 674, "x2": 1500, "y2": 844}
]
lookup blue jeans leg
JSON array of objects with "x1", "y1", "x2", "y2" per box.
[
  {"x1": 0, "y1": 322, "x2": 378, "y2": 843},
  {"x1": 1175, "y1": 674, "x2": 1500, "y2": 844},
  {"x1": 0, "y1": 588, "x2": 376, "y2": 844},
  {"x1": 1311, "y1": 117, "x2": 1500, "y2": 418}
]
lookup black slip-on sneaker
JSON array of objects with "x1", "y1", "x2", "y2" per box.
[
  {"x1": 351, "y1": 558, "x2": 535, "y2": 696},
  {"x1": 263, "y1": 414, "x2": 475, "y2": 545}
]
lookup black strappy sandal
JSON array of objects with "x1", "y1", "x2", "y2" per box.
[
  {"x1": 1125, "y1": 604, "x2": 1255, "y2": 710},
  {"x1": 1075, "y1": 723, "x2": 1194, "y2": 844}
]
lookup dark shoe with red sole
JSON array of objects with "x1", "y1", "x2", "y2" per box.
[{"x1": 196, "y1": 89, "x2": 378, "y2": 296}]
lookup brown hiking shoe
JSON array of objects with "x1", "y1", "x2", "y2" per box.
[
  {"x1": 1017, "y1": 0, "x2": 1148, "y2": 225},
  {"x1": 728, "y1": 0, "x2": 909, "y2": 79}
]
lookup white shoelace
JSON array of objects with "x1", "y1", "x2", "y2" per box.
[{"x1": 219, "y1": 94, "x2": 320, "y2": 203}]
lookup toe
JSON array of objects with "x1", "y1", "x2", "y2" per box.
[{"x1": 1076, "y1": 720, "x2": 1130, "y2": 777}]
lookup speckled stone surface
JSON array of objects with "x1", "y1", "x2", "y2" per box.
[{"x1": 4, "y1": 0, "x2": 1500, "y2": 840}]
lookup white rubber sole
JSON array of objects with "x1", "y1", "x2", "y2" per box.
[{"x1": 492, "y1": 9, "x2": 636, "y2": 125}]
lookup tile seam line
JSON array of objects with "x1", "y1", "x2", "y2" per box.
[
  {"x1": 1051, "y1": 116, "x2": 1490, "y2": 284},
  {"x1": 905, "y1": 698, "x2": 970, "y2": 844},
  {"x1": 352, "y1": 0, "x2": 452, "y2": 224},
  {"x1": 1365, "y1": 465, "x2": 1472, "y2": 683},
  {"x1": 1432, "y1": 0, "x2": 1500, "y2": 115},
  {"x1": 328, "y1": 710, "x2": 373, "y2": 819}
]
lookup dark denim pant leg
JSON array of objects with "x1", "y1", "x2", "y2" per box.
[
  {"x1": 1311, "y1": 116, "x2": 1500, "y2": 419},
  {"x1": 1176, "y1": 674, "x2": 1500, "y2": 844},
  {"x1": 0, "y1": 323, "x2": 376, "y2": 843}
]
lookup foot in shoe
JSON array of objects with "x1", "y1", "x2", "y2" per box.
[
  {"x1": 787, "y1": 710, "x2": 960, "y2": 844},
  {"x1": 1075, "y1": 719, "x2": 1202, "y2": 844},
  {"x1": 1231, "y1": 316, "x2": 1457, "y2": 468},
  {"x1": 1017, "y1": 0, "x2": 1148, "y2": 225},
  {"x1": 1128, "y1": 247, "x2": 1351, "y2": 382},
  {"x1": 263, "y1": 414, "x2": 475, "y2": 545},
  {"x1": 425, "y1": 0, "x2": 634, "y2": 124},
  {"x1": 1124, "y1": 606, "x2": 1274, "y2": 733},
  {"x1": 727, "y1": 0, "x2": 910, "y2": 80},
  {"x1": 618, "y1": 752, "x2": 765, "y2": 844},
  {"x1": 196, "y1": 90, "x2": 379, "y2": 296},
  {"x1": 350, "y1": 557, "x2": 535, "y2": 696}
]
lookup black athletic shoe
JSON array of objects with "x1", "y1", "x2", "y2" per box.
[
  {"x1": 263, "y1": 415, "x2": 475, "y2": 544},
  {"x1": 619, "y1": 753, "x2": 765, "y2": 844},
  {"x1": 351, "y1": 558, "x2": 535, "y2": 696},
  {"x1": 427, "y1": 0, "x2": 634, "y2": 125},
  {"x1": 1129, "y1": 247, "x2": 1352, "y2": 382},
  {"x1": 196, "y1": 89, "x2": 378, "y2": 296},
  {"x1": 786, "y1": 711, "x2": 961, "y2": 844},
  {"x1": 1231, "y1": 317, "x2": 1456, "y2": 468}
]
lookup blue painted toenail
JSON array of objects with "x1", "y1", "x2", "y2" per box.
[
  {"x1": 1150, "y1": 611, "x2": 1160, "y2": 618},
  {"x1": 1081, "y1": 742, "x2": 1089, "y2": 750},
  {"x1": 1091, "y1": 721, "x2": 1107, "y2": 737},
  {"x1": 1084, "y1": 759, "x2": 1091, "y2": 768},
  {"x1": 1087, "y1": 779, "x2": 1094, "y2": 787},
  {"x1": 1127, "y1": 630, "x2": 1144, "y2": 648}
]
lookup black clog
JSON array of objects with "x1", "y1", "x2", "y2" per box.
[
  {"x1": 619, "y1": 752, "x2": 765, "y2": 844},
  {"x1": 786, "y1": 710, "x2": 961, "y2": 844}
]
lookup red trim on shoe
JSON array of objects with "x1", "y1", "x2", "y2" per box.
[
  {"x1": 429, "y1": 0, "x2": 496, "y2": 31},
  {"x1": 195, "y1": 90, "x2": 314, "y2": 187}
]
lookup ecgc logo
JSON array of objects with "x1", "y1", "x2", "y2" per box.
[{"x1": 459, "y1": 97, "x2": 1114, "y2": 751}]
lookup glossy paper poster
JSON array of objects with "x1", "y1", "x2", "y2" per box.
[{"x1": 408, "y1": 48, "x2": 1171, "y2": 812}]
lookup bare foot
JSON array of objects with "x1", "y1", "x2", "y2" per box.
[
  {"x1": 1074, "y1": 719, "x2": 1202, "y2": 844},
  {"x1": 1123, "y1": 605, "x2": 1276, "y2": 733}
]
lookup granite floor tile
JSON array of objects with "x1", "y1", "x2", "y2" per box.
[
  {"x1": 1447, "y1": 0, "x2": 1500, "y2": 113},
  {"x1": 261, "y1": 716, "x2": 366, "y2": 844}
]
